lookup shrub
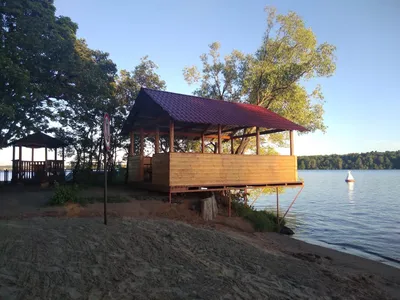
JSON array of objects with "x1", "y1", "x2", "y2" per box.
[
  {"x1": 231, "y1": 199, "x2": 285, "y2": 232},
  {"x1": 49, "y1": 182, "x2": 79, "y2": 205}
]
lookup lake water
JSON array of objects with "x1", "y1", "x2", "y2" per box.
[{"x1": 256, "y1": 170, "x2": 400, "y2": 268}]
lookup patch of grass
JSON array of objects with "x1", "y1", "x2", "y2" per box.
[
  {"x1": 49, "y1": 182, "x2": 130, "y2": 206},
  {"x1": 231, "y1": 200, "x2": 285, "y2": 232},
  {"x1": 49, "y1": 182, "x2": 79, "y2": 205}
]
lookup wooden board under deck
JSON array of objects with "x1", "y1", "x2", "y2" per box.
[{"x1": 168, "y1": 153, "x2": 298, "y2": 186}]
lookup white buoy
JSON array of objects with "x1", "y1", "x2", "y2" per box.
[{"x1": 345, "y1": 171, "x2": 355, "y2": 182}]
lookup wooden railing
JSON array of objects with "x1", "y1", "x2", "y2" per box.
[
  {"x1": 12, "y1": 160, "x2": 65, "y2": 183},
  {"x1": 129, "y1": 153, "x2": 299, "y2": 188}
]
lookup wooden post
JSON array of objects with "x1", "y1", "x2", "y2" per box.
[
  {"x1": 62, "y1": 147, "x2": 65, "y2": 175},
  {"x1": 256, "y1": 127, "x2": 260, "y2": 155},
  {"x1": 217, "y1": 124, "x2": 222, "y2": 154},
  {"x1": 155, "y1": 127, "x2": 160, "y2": 154},
  {"x1": 140, "y1": 128, "x2": 144, "y2": 181},
  {"x1": 54, "y1": 148, "x2": 57, "y2": 161},
  {"x1": 289, "y1": 130, "x2": 294, "y2": 156},
  {"x1": 129, "y1": 131, "x2": 135, "y2": 156},
  {"x1": 169, "y1": 120, "x2": 174, "y2": 153},
  {"x1": 19, "y1": 146, "x2": 22, "y2": 180},
  {"x1": 230, "y1": 137, "x2": 234, "y2": 154},
  {"x1": 12, "y1": 145, "x2": 15, "y2": 182},
  {"x1": 140, "y1": 128, "x2": 144, "y2": 156},
  {"x1": 228, "y1": 192, "x2": 231, "y2": 217},
  {"x1": 31, "y1": 148, "x2": 34, "y2": 162},
  {"x1": 276, "y1": 187, "x2": 280, "y2": 232},
  {"x1": 201, "y1": 133, "x2": 205, "y2": 153}
]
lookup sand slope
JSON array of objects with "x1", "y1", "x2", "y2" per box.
[{"x1": 0, "y1": 218, "x2": 399, "y2": 299}]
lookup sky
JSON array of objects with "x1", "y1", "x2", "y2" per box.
[{"x1": 1, "y1": 0, "x2": 400, "y2": 164}]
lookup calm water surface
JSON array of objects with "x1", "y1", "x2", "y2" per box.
[{"x1": 256, "y1": 170, "x2": 400, "y2": 268}]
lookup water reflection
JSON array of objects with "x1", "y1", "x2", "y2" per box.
[{"x1": 347, "y1": 182, "x2": 355, "y2": 202}]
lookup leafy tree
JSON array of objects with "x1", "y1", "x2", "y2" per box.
[
  {"x1": 53, "y1": 39, "x2": 117, "y2": 173},
  {"x1": 298, "y1": 151, "x2": 400, "y2": 170},
  {"x1": 184, "y1": 7, "x2": 336, "y2": 154},
  {"x1": 0, "y1": 0, "x2": 78, "y2": 147},
  {"x1": 114, "y1": 56, "x2": 167, "y2": 160}
]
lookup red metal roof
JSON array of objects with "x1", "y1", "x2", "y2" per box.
[{"x1": 141, "y1": 88, "x2": 307, "y2": 131}]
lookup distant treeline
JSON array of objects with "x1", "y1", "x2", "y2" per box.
[{"x1": 297, "y1": 151, "x2": 400, "y2": 170}]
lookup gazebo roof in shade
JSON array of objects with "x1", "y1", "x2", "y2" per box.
[{"x1": 10, "y1": 132, "x2": 67, "y2": 149}]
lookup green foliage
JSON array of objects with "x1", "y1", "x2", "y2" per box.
[
  {"x1": 49, "y1": 182, "x2": 79, "y2": 205},
  {"x1": 1, "y1": 0, "x2": 78, "y2": 148},
  {"x1": 231, "y1": 199, "x2": 284, "y2": 232},
  {"x1": 183, "y1": 6, "x2": 336, "y2": 154},
  {"x1": 49, "y1": 182, "x2": 129, "y2": 206},
  {"x1": 298, "y1": 151, "x2": 400, "y2": 170}
]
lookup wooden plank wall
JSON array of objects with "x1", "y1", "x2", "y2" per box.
[
  {"x1": 127, "y1": 156, "x2": 141, "y2": 182},
  {"x1": 169, "y1": 153, "x2": 297, "y2": 186},
  {"x1": 151, "y1": 153, "x2": 170, "y2": 186}
]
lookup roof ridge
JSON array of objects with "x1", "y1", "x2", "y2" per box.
[{"x1": 143, "y1": 87, "x2": 244, "y2": 105}]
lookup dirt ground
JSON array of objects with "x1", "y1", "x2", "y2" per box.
[{"x1": 0, "y1": 187, "x2": 399, "y2": 299}]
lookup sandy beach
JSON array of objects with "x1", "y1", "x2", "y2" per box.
[{"x1": 0, "y1": 216, "x2": 399, "y2": 300}]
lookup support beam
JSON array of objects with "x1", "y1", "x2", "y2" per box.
[
  {"x1": 217, "y1": 124, "x2": 222, "y2": 154},
  {"x1": 232, "y1": 129, "x2": 284, "y2": 139},
  {"x1": 230, "y1": 137, "x2": 234, "y2": 154},
  {"x1": 31, "y1": 148, "x2": 34, "y2": 162},
  {"x1": 54, "y1": 148, "x2": 57, "y2": 161},
  {"x1": 289, "y1": 130, "x2": 294, "y2": 156},
  {"x1": 129, "y1": 132, "x2": 135, "y2": 156},
  {"x1": 12, "y1": 145, "x2": 15, "y2": 161},
  {"x1": 131, "y1": 130, "x2": 231, "y2": 140},
  {"x1": 201, "y1": 133, "x2": 205, "y2": 153},
  {"x1": 256, "y1": 127, "x2": 260, "y2": 155},
  {"x1": 169, "y1": 120, "x2": 174, "y2": 153},
  {"x1": 62, "y1": 147, "x2": 65, "y2": 161},
  {"x1": 140, "y1": 128, "x2": 144, "y2": 156}
]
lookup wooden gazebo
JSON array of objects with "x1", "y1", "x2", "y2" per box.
[
  {"x1": 122, "y1": 88, "x2": 307, "y2": 205},
  {"x1": 10, "y1": 132, "x2": 67, "y2": 184}
]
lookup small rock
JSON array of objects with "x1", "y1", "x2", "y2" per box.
[{"x1": 280, "y1": 225, "x2": 294, "y2": 235}]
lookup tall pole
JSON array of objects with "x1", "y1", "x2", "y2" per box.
[{"x1": 104, "y1": 140, "x2": 107, "y2": 225}]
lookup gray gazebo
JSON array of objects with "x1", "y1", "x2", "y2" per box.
[{"x1": 10, "y1": 132, "x2": 67, "y2": 183}]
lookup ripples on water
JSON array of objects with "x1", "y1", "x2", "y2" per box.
[{"x1": 255, "y1": 170, "x2": 400, "y2": 268}]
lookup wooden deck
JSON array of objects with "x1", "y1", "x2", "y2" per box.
[{"x1": 128, "y1": 153, "x2": 302, "y2": 192}]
